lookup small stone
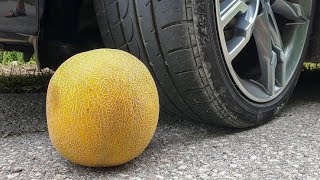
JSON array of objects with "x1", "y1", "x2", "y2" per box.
[
  {"x1": 10, "y1": 61, "x2": 19, "y2": 66},
  {"x1": 177, "y1": 161, "x2": 184, "y2": 165},
  {"x1": 200, "y1": 174, "x2": 208, "y2": 179},
  {"x1": 218, "y1": 171, "x2": 226, "y2": 176},
  {"x1": 6, "y1": 173, "x2": 19, "y2": 179},
  {"x1": 269, "y1": 159, "x2": 279, "y2": 162},
  {"x1": 185, "y1": 175, "x2": 193, "y2": 179},
  {"x1": 261, "y1": 144, "x2": 268, "y2": 148},
  {"x1": 34, "y1": 172, "x2": 42, "y2": 176},
  {"x1": 230, "y1": 164, "x2": 237, "y2": 168},
  {"x1": 223, "y1": 155, "x2": 228, "y2": 160},
  {"x1": 54, "y1": 174, "x2": 66, "y2": 180},
  {"x1": 129, "y1": 177, "x2": 143, "y2": 180},
  {"x1": 178, "y1": 165, "x2": 187, "y2": 170},
  {"x1": 11, "y1": 167, "x2": 23, "y2": 173},
  {"x1": 250, "y1": 155, "x2": 257, "y2": 160},
  {"x1": 156, "y1": 175, "x2": 164, "y2": 179},
  {"x1": 136, "y1": 168, "x2": 142, "y2": 171},
  {"x1": 293, "y1": 164, "x2": 299, "y2": 168},
  {"x1": 212, "y1": 169, "x2": 218, "y2": 173},
  {"x1": 199, "y1": 168, "x2": 210, "y2": 173},
  {"x1": 8, "y1": 160, "x2": 15, "y2": 163},
  {"x1": 171, "y1": 169, "x2": 178, "y2": 173}
]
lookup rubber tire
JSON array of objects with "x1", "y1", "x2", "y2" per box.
[{"x1": 94, "y1": 0, "x2": 315, "y2": 128}]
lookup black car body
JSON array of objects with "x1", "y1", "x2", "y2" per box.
[{"x1": 0, "y1": 0, "x2": 104, "y2": 69}]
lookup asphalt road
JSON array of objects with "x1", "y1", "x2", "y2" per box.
[{"x1": 0, "y1": 71, "x2": 320, "y2": 180}]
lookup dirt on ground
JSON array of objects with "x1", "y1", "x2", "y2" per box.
[
  {"x1": 0, "y1": 64, "x2": 38, "y2": 76},
  {"x1": 0, "y1": 64, "x2": 53, "y2": 93}
]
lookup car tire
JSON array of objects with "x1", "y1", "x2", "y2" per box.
[{"x1": 94, "y1": 0, "x2": 315, "y2": 128}]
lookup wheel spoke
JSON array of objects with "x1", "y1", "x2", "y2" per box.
[
  {"x1": 271, "y1": 0, "x2": 308, "y2": 22},
  {"x1": 253, "y1": 8, "x2": 277, "y2": 95},
  {"x1": 220, "y1": 0, "x2": 249, "y2": 28},
  {"x1": 274, "y1": 46, "x2": 286, "y2": 86},
  {"x1": 267, "y1": 1, "x2": 286, "y2": 86},
  {"x1": 219, "y1": 0, "x2": 260, "y2": 63}
]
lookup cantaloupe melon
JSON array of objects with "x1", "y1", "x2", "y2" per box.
[{"x1": 46, "y1": 49, "x2": 159, "y2": 167}]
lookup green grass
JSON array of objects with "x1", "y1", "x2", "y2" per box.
[
  {"x1": 303, "y1": 62, "x2": 320, "y2": 71},
  {"x1": 0, "y1": 51, "x2": 36, "y2": 65}
]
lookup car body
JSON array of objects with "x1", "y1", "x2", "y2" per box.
[{"x1": 0, "y1": 0, "x2": 104, "y2": 69}]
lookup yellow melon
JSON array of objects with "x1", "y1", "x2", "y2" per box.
[{"x1": 46, "y1": 49, "x2": 159, "y2": 167}]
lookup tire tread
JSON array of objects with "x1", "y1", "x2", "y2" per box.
[{"x1": 94, "y1": 0, "x2": 254, "y2": 127}]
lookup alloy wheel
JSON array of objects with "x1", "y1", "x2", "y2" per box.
[{"x1": 215, "y1": 0, "x2": 312, "y2": 102}]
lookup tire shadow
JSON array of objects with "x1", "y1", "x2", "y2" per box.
[
  {"x1": 59, "y1": 109, "x2": 245, "y2": 173},
  {"x1": 11, "y1": 70, "x2": 317, "y2": 175},
  {"x1": 66, "y1": 70, "x2": 320, "y2": 173},
  {"x1": 290, "y1": 70, "x2": 320, "y2": 103}
]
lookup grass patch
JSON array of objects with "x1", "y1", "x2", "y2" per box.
[
  {"x1": 304, "y1": 62, "x2": 320, "y2": 71},
  {"x1": 0, "y1": 51, "x2": 36, "y2": 65}
]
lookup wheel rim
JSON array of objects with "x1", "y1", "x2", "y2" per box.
[{"x1": 215, "y1": 0, "x2": 312, "y2": 102}]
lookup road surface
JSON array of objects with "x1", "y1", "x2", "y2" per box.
[{"x1": 0, "y1": 71, "x2": 320, "y2": 179}]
